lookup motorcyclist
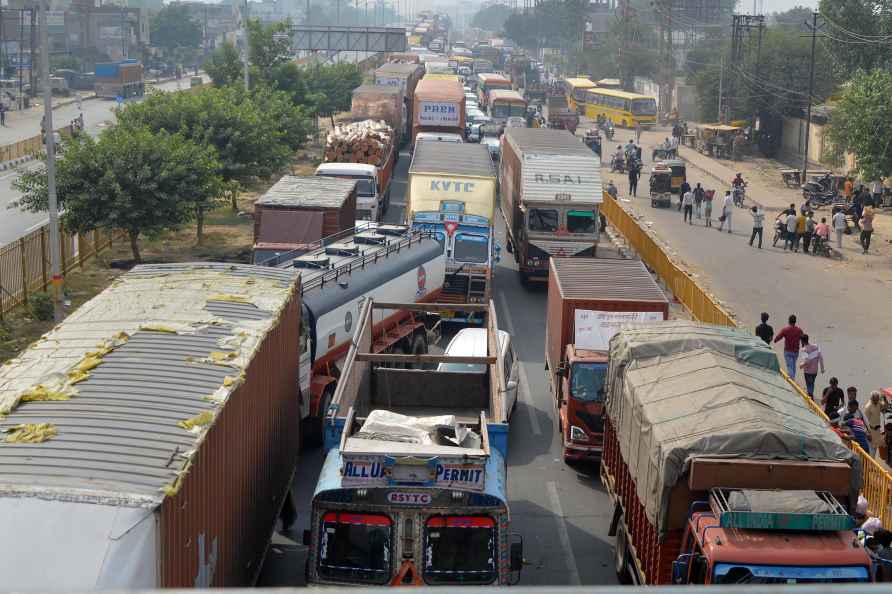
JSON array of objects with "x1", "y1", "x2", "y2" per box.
[
  {"x1": 611, "y1": 146, "x2": 625, "y2": 172},
  {"x1": 732, "y1": 173, "x2": 746, "y2": 189}
]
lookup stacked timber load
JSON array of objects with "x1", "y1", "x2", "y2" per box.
[{"x1": 324, "y1": 119, "x2": 393, "y2": 166}]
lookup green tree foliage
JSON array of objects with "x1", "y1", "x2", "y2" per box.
[
  {"x1": 819, "y1": 0, "x2": 892, "y2": 76},
  {"x1": 307, "y1": 63, "x2": 363, "y2": 126},
  {"x1": 13, "y1": 127, "x2": 220, "y2": 261},
  {"x1": 827, "y1": 69, "x2": 892, "y2": 180},
  {"x1": 205, "y1": 42, "x2": 242, "y2": 87},
  {"x1": 247, "y1": 19, "x2": 292, "y2": 73},
  {"x1": 771, "y1": 6, "x2": 813, "y2": 31},
  {"x1": 471, "y1": 4, "x2": 513, "y2": 32},
  {"x1": 150, "y1": 4, "x2": 202, "y2": 52}
]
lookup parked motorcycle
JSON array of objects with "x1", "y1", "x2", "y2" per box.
[
  {"x1": 610, "y1": 153, "x2": 626, "y2": 174},
  {"x1": 801, "y1": 180, "x2": 837, "y2": 207}
]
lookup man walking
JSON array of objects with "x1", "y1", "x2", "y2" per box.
[
  {"x1": 628, "y1": 160, "x2": 640, "y2": 197},
  {"x1": 0, "y1": 103, "x2": 6, "y2": 127},
  {"x1": 693, "y1": 183, "x2": 704, "y2": 219},
  {"x1": 678, "y1": 180, "x2": 691, "y2": 211},
  {"x1": 861, "y1": 204, "x2": 875, "y2": 254},
  {"x1": 703, "y1": 189, "x2": 713, "y2": 227},
  {"x1": 682, "y1": 187, "x2": 694, "y2": 224},
  {"x1": 718, "y1": 190, "x2": 733, "y2": 233},
  {"x1": 774, "y1": 314, "x2": 803, "y2": 379},
  {"x1": 798, "y1": 334, "x2": 824, "y2": 398},
  {"x1": 784, "y1": 209, "x2": 797, "y2": 251},
  {"x1": 749, "y1": 205, "x2": 764, "y2": 248},
  {"x1": 803, "y1": 211, "x2": 816, "y2": 254},
  {"x1": 755, "y1": 312, "x2": 773, "y2": 344},
  {"x1": 822, "y1": 377, "x2": 845, "y2": 419},
  {"x1": 832, "y1": 207, "x2": 847, "y2": 249},
  {"x1": 864, "y1": 391, "x2": 886, "y2": 457},
  {"x1": 634, "y1": 120, "x2": 641, "y2": 144}
]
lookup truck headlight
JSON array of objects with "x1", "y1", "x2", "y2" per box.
[{"x1": 570, "y1": 425, "x2": 589, "y2": 443}]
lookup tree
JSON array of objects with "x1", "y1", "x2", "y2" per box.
[
  {"x1": 826, "y1": 69, "x2": 892, "y2": 180},
  {"x1": 471, "y1": 4, "x2": 513, "y2": 32},
  {"x1": 247, "y1": 19, "x2": 292, "y2": 74},
  {"x1": 205, "y1": 42, "x2": 242, "y2": 87},
  {"x1": 13, "y1": 126, "x2": 220, "y2": 261},
  {"x1": 150, "y1": 4, "x2": 202, "y2": 53},
  {"x1": 307, "y1": 63, "x2": 363, "y2": 126},
  {"x1": 819, "y1": 0, "x2": 892, "y2": 76},
  {"x1": 771, "y1": 6, "x2": 813, "y2": 31}
]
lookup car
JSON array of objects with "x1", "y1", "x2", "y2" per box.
[
  {"x1": 437, "y1": 328, "x2": 518, "y2": 418},
  {"x1": 481, "y1": 136, "x2": 501, "y2": 161},
  {"x1": 506, "y1": 116, "x2": 527, "y2": 129},
  {"x1": 467, "y1": 110, "x2": 490, "y2": 125},
  {"x1": 466, "y1": 122, "x2": 483, "y2": 142}
]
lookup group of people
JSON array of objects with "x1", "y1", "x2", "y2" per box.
[
  {"x1": 769, "y1": 204, "x2": 832, "y2": 254},
  {"x1": 676, "y1": 176, "x2": 743, "y2": 234},
  {"x1": 614, "y1": 139, "x2": 644, "y2": 196}
]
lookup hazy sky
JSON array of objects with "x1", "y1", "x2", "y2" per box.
[{"x1": 757, "y1": 0, "x2": 818, "y2": 12}]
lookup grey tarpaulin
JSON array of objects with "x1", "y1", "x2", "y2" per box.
[{"x1": 605, "y1": 321, "x2": 859, "y2": 539}]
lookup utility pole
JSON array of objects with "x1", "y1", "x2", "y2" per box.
[
  {"x1": 242, "y1": 0, "x2": 249, "y2": 91},
  {"x1": 39, "y1": 0, "x2": 62, "y2": 321},
  {"x1": 802, "y1": 10, "x2": 819, "y2": 184},
  {"x1": 717, "y1": 55, "x2": 724, "y2": 122}
]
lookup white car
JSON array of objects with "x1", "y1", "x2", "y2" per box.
[
  {"x1": 481, "y1": 136, "x2": 501, "y2": 161},
  {"x1": 466, "y1": 123, "x2": 483, "y2": 142},
  {"x1": 438, "y1": 328, "x2": 519, "y2": 419},
  {"x1": 467, "y1": 110, "x2": 489, "y2": 125}
]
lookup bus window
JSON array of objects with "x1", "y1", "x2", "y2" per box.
[
  {"x1": 567, "y1": 210, "x2": 595, "y2": 234},
  {"x1": 424, "y1": 516, "x2": 497, "y2": 585},
  {"x1": 631, "y1": 98, "x2": 657, "y2": 115},
  {"x1": 318, "y1": 512, "x2": 392, "y2": 584},
  {"x1": 528, "y1": 208, "x2": 559, "y2": 232}
]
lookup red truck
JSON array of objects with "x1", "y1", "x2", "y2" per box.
[
  {"x1": 545, "y1": 258, "x2": 668, "y2": 463},
  {"x1": 546, "y1": 94, "x2": 579, "y2": 134},
  {"x1": 602, "y1": 321, "x2": 871, "y2": 586},
  {"x1": 412, "y1": 78, "x2": 465, "y2": 144}
]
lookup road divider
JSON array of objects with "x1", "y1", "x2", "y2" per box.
[{"x1": 600, "y1": 191, "x2": 892, "y2": 528}]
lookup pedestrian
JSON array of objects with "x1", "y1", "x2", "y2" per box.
[
  {"x1": 843, "y1": 406, "x2": 872, "y2": 453},
  {"x1": 798, "y1": 334, "x2": 824, "y2": 398},
  {"x1": 755, "y1": 312, "x2": 773, "y2": 344},
  {"x1": 748, "y1": 205, "x2": 764, "y2": 248},
  {"x1": 864, "y1": 391, "x2": 886, "y2": 457},
  {"x1": 784, "y1": 209, "x2": 797, "y2": 251},
  {"x1": 852, "y1": 189, "x2": 864, "y2": 231},
  {"x1": 628, "y1": 160, "x2": 640, "y2": 197},
  {"x1": 703, "y1": 189, "x2": 713, "y2": 227},
  {"x1": 606, "y1": 179, "x2": 618, "y2": 199},
  {"x1": 634, "y1": 120, "x2": 641, "y2": 143},
  {"x1": 718, "y1": 191, "x2": 733, "y2": 233},
  {"x1": 861, "y1": 204, "x2": 875, "y2": 254},
  {"x1": 844, "y1": 177, "x2": 854, "y2": 202},
  {"x1": 840, "y1": 387, "x2": 865, "y2": 422},
  {"x1": 693, "y1": 183, "x2": 704, "y2": 219},
  {"x1": 822, "y1": 377, "x2": 845, "y2": 419},
  {"x1": 678, "y1": 180, "x2": 691, "y2": 211},
  {"x1": 0, "y1": 103, "x2": 6, "y2": 127},
  {"x1": 832, "y1": 207, "x2": 847, "y2": 249},
  {"x1": 794, "y1": 210, "x2": 806, "y2": 253},
  {"x1": 803, "y1": 211, "x2": 815, "y2": 254},
  {"x1": 682, "y1": 187, "x2": 694, "y2": 224},
  {"x1": 773, "y1": 314, "x2": 803, "y2": 378}
]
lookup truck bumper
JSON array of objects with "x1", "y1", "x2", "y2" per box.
[
  {"x1": 563, "y1": 440, "x2": 603, "y2": 461},
  {"x1": 519, "y1": 266, "x2": 549, "y2": 281}
]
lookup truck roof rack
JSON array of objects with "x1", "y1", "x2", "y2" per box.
[{"x1": 709, "y1": 488, "x2": 854, "y2": 532}]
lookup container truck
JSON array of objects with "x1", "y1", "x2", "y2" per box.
[
  {"x1": 602, "y1": 321, "x2": 871, "y2": 586},
  {"x1": 375, "y1": 62, "x2": 424, "y2": 134},
  {"x1": 476, "y1": 73, "x2": 512, "y2": 109},
  {"x1": 408, "y1": 141, "x2": 498, "y2": 322},
  {"x1": 252, "y1": 175, "x2": 357, "y2": 261},
  {"x1": 351, "y1": 85, "x2": 405, "y2": 145},
  {"x1": 0, "y1": 262, "x2": 302, "y2": 588},
  {"x1": 258, "y1": 224, "x2": 447, "y2": 447},
  {"x1": 412, "y1": 78, "x2": 465, "y2": 144},
  {"x1": 545, "y1": 258, "x2": 669, "y2": 463},
  {"x1": 546, "y1": 94, "x2": 579, "y2": 133},
  {"x1": 500, "y1": 127, "x2": 602, "y2": 284},
  {"x1": 94, "y1": 59, "x2": 144, "y2": 99}
]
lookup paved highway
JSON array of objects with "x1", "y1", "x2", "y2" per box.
[
  {"x1": 0, "y1": 77, "x2": 207, "y2": 245},
  {"x1": 257, "y1": 147, "x2": 622, "y2": 587}
]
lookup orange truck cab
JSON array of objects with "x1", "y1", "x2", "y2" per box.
[{"x1": 545, "y1": 258, "x2": 669, "y2": 463}]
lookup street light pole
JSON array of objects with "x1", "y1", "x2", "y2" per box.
[
  {"x1": 801, "y1": 11, "x2": 818, "y2": 185},
  {"x1": 242, "y1": 0, "x2": 250, "y2": 91},
  {"x1": 39, "y1": 0, "x2": 62, "y2": 321}
]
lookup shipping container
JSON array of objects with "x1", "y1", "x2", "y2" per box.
[
  {"x1": 387, "y1": 51, "x2": 421, "y2": 64},
  {"x1": 0, "y1": 262, "x2": 302, "y2": 588},
  {"x1": 253, "y1": 175, "x2": 358, "y2": 259},
  {"x1": 374, "y1": 62, "x2": 424, "y2": 127},
  {"x1": 412, "y1": 78, "x2": 465, "y2": 142},
  {"x1": 351, "y1": 84, "x2": 405, "y2": 143}
]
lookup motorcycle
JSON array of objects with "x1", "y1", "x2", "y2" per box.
[
  {"x1": 801, "y1": 180, "x2": 837, "y2": 207},
  {"x1": 610, "y1": 154, "x2": 626, "y2": 174},
  {"x1": 811, "y1": 234, "x2": 833, "y2": 258},
  {"x1": 732, "y1": 185, "x2": 746, "y2": 208},
  {"x1": 598, "y1": 119, "x2": 615, "y2": 140}
]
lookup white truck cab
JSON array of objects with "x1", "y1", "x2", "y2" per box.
[{"x1": 315, "y1": 162, "x2": 382, "y2": 222}]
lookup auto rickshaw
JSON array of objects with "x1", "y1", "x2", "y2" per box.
[
  {"x1": 696, "y1": 124, "x2": 742, "y2": 159},
  {"x1": 650, "y1": 164, "x2": 673, "y2": 208},
  {"x1": 662, "y1": 158, "x2": 686, "y2": 194},
  {"x1": 583, "y1": 128, "x2": 601, "y2": 156}
]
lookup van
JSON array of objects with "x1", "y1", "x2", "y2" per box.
[{"x1": 438, "y1": 328, "x2": 518, "y2": 418}]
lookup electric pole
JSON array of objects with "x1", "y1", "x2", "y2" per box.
[
  {"x1": 802, "y1": 11, "x2": 819, "y2": 184},
  {"x1": 717, "y1": 56, "x2": 724, "y2": 122},
  {"x1": 242, "y1": 0, "x2": 249, "y2": 91},
  {"x1": 39, "y1": 0, "x2": 62, "y2": 321}
]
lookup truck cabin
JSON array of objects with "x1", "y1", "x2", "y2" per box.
[
  {"x1": 559, "y1": 345, "x2": 607, "y2": 457},
  {"x1": 526, "y1": 204, "x2": 598, "y2": 237},
  {"x1": 315, "y1": 163, "x2": 381, "y2": 222},
  {"x1": 674, "y1": 489, "x2": 870, "y2": 585}
]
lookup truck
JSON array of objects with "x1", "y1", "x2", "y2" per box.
[
  {"x1": 94, "y1": 59, "x2": 144, "y2": 99},
  {"x1": 412, "y1": 78, "x2": 465, "y2": 144},
  {"x1": 375, "y1": 62, "x2": 425, "y2": 131},
  {"x1": 545, "y1": 258, "x2": 669, "y2": 463},
  {"x1": 408, "y1": 141, "x2": 498, "y2": 321},
  {"x1": 319, "y1": 120, "x2": 396, "y2": 222},
  {"x1": 351, "y1": 84, "x2": 406, "y2": 145},
  {"x1": 0, "y1": 262, "x2": 302, "y2": 588},
  {"x1": 500, "y1": 127, "x2": 602, "y2": 284},
  {"x1": 602, "y1": 321, "x2": 871, "y2": 586},
  {"x1": 252, "y1": 176, "x2": 357, "y2": 262},
  {"x1": 546, "y1": 94, "x2": 579, "y2": 133},
  {"x1": 258, "y1": 224, "x2": 447, "y2": 447}
]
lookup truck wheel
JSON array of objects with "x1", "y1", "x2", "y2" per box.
[
  {"x1": 303, "y1": 385, "x2": 334, "y2": 449},
  {"x1": 614, "y1": 522, "x2": 632, "y2": 584}
]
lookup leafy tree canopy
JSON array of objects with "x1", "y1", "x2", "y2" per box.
[
  {"x1": 471, "y1": 4, "x2": 513, "y2": 32},
  {"x1": 205, "y1": 42, "x2": 242, "y2": 87},
  {"x1": 307, "y1": 63, "x2": 363, "y2": 125},
  {"x1": 827, "y1": 69, "x2": 892, "y2": 180},
  {"x1": 819, "y1": 0, "x2": 892, "y2": 76},
  {"x1": 150, "y1": 4, "x2": 202, "y2": 52}
]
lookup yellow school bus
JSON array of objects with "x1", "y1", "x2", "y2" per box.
[
  {"x1": 563, "y1": 77, "x2": 595, "y2": 114},
  {"x1": 584, "y1": 88, "x2": 657, "y2": 128}
]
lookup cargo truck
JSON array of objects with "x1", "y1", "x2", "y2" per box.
[
  {"x1": 602, "y1": 321, "x2": 871, "y2": 586},
  {"x1": 500, "y1": 127, "x2": 602, "y2": 284},
  {"x1": 94, "y1": 59, "x2": 144, "y2": 99},
  {"x1": 258, "y1": 224, "x2": 447, "y2": 447},
  {"x1": 375, "y1": 62, "x2": 425, "y2": 136},
  {"x1": 545, "y1": 258, "x2": 669, "y2": 463},
  {"x1": 252, "y1": 176, "x2": 357, "y2": 261},
  {"x1": 351, "y1": 85, "x2": 406, "y2": 145},
  {"x1": 546, "y1": 94, "x2": 579, "y2": 133},
  {"x1": 0, "y1": 263, "x2": 302, "y2": 588},
  {"x1": 412, "y1": 78, "x2": 465, "y2": 144},
  {"x1": 408, "y1": 141, "x2": 498, "y2": 322}
]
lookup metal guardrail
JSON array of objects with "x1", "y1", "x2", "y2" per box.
[{"x1": 601, "y1": 192, "x2": 892, "y2": 525}]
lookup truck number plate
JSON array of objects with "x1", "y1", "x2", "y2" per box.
[
  {"x1": 555, "y1": 193, "x2": 572, "y2": 201},
  {"x1": 387, "y1": 492, "x2": 432, "y2": 505}
]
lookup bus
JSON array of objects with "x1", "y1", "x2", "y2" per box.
[
  {"x1": 488, "y1": 89, "x2": 527, "y2": 123},
  {"x1": 596, "y1": 78, "x2": 622, "y2": 90},
  {"x1": 563, "y1": 77, "x2": 595, "y2": 114},
  {"x1": 584, "y1": 88, "x2": 657, "y2": 128},
  {"x1": 476, "y1": 73, "x2": 512, "y2": 108}
]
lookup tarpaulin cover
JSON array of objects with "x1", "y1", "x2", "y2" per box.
[
  {"x1": 606, "y1": 321, "x2": 858, "y2": 536},
  {"x1": 727, "y1": 490, "x2": 833, "y2": 514}
]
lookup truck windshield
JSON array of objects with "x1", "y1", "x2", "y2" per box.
[
  {"x1": 631, "y1": 98, "x2": 657, "y2": 116},
  {"x1": 318, "y1": 512, "x2": 392, "y2": 584},
  {"x1": 424, "y1": 516, "x2": 497, "y2": 585},
  {"x1": 713, "y1": 564, "x2": 870, "y2": 584},
  {"x1": 491, "y1": 104, "x2": 510, "y2": 119},
  {"x1": 528, "y1": 208, "x2": 559, "y2": 232},
  {"x1": 354, "y1": 178, "x2": 376, "y2": 197},
  {"x1": 510, "y1": 105, "x2": 527, "y2": 117},
  {"x1": 567, "y1": 210, "x2": 595, "y2": 234},
  {"x1": 570, "y1": 363, "x2": 606, "y2": 402},
  {"x1": 453, "y1": 233, "x2": 489, "y2": 264}
]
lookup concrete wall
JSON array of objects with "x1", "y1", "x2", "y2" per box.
[{"x1": 781, "y1": 116, "x2": 857, "y2": 173}]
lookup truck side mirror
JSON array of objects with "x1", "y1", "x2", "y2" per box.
[
  {"x1": 302, "y1": 529, "x2": 312, "y2": 546},
  {"x1": 509, "y1": 539, "x2": 523, "y2": 572},
  {"x1": 506, "y1": 380, "x2": 518, "y2": 392}
]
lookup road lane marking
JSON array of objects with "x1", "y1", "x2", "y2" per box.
[
  {"x1": 497, "y1": 291, "x2": 543, "y2": 436},
  {"x1": 547, "y1": 481, "x2": 582, "y2": 585}
]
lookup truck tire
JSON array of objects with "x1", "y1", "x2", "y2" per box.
[
  {"x1": 303, "y1": 385, "x2": 335, "y2": 449},
  {"x1": 614, "y1": 521, "x2": 632, "y2": 585}
]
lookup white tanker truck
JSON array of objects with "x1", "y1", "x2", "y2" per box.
[{"x1": 258, "y1": 223, "x2": 447, "y2": 445}]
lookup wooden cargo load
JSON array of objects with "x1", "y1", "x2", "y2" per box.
[
  {"x1": 351, "y1": 85, "x2": 405, "y2": 143},
  {"x1": 324, "y1": 119, "x2": 394, "y2": 168}
]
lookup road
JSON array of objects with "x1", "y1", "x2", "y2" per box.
[
  {"x1": 0, "y1": 76, "x2": 207, "y2": 245},
  {"x1": 257, "y1": 146, "x2": 622, "y2": 587}
]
